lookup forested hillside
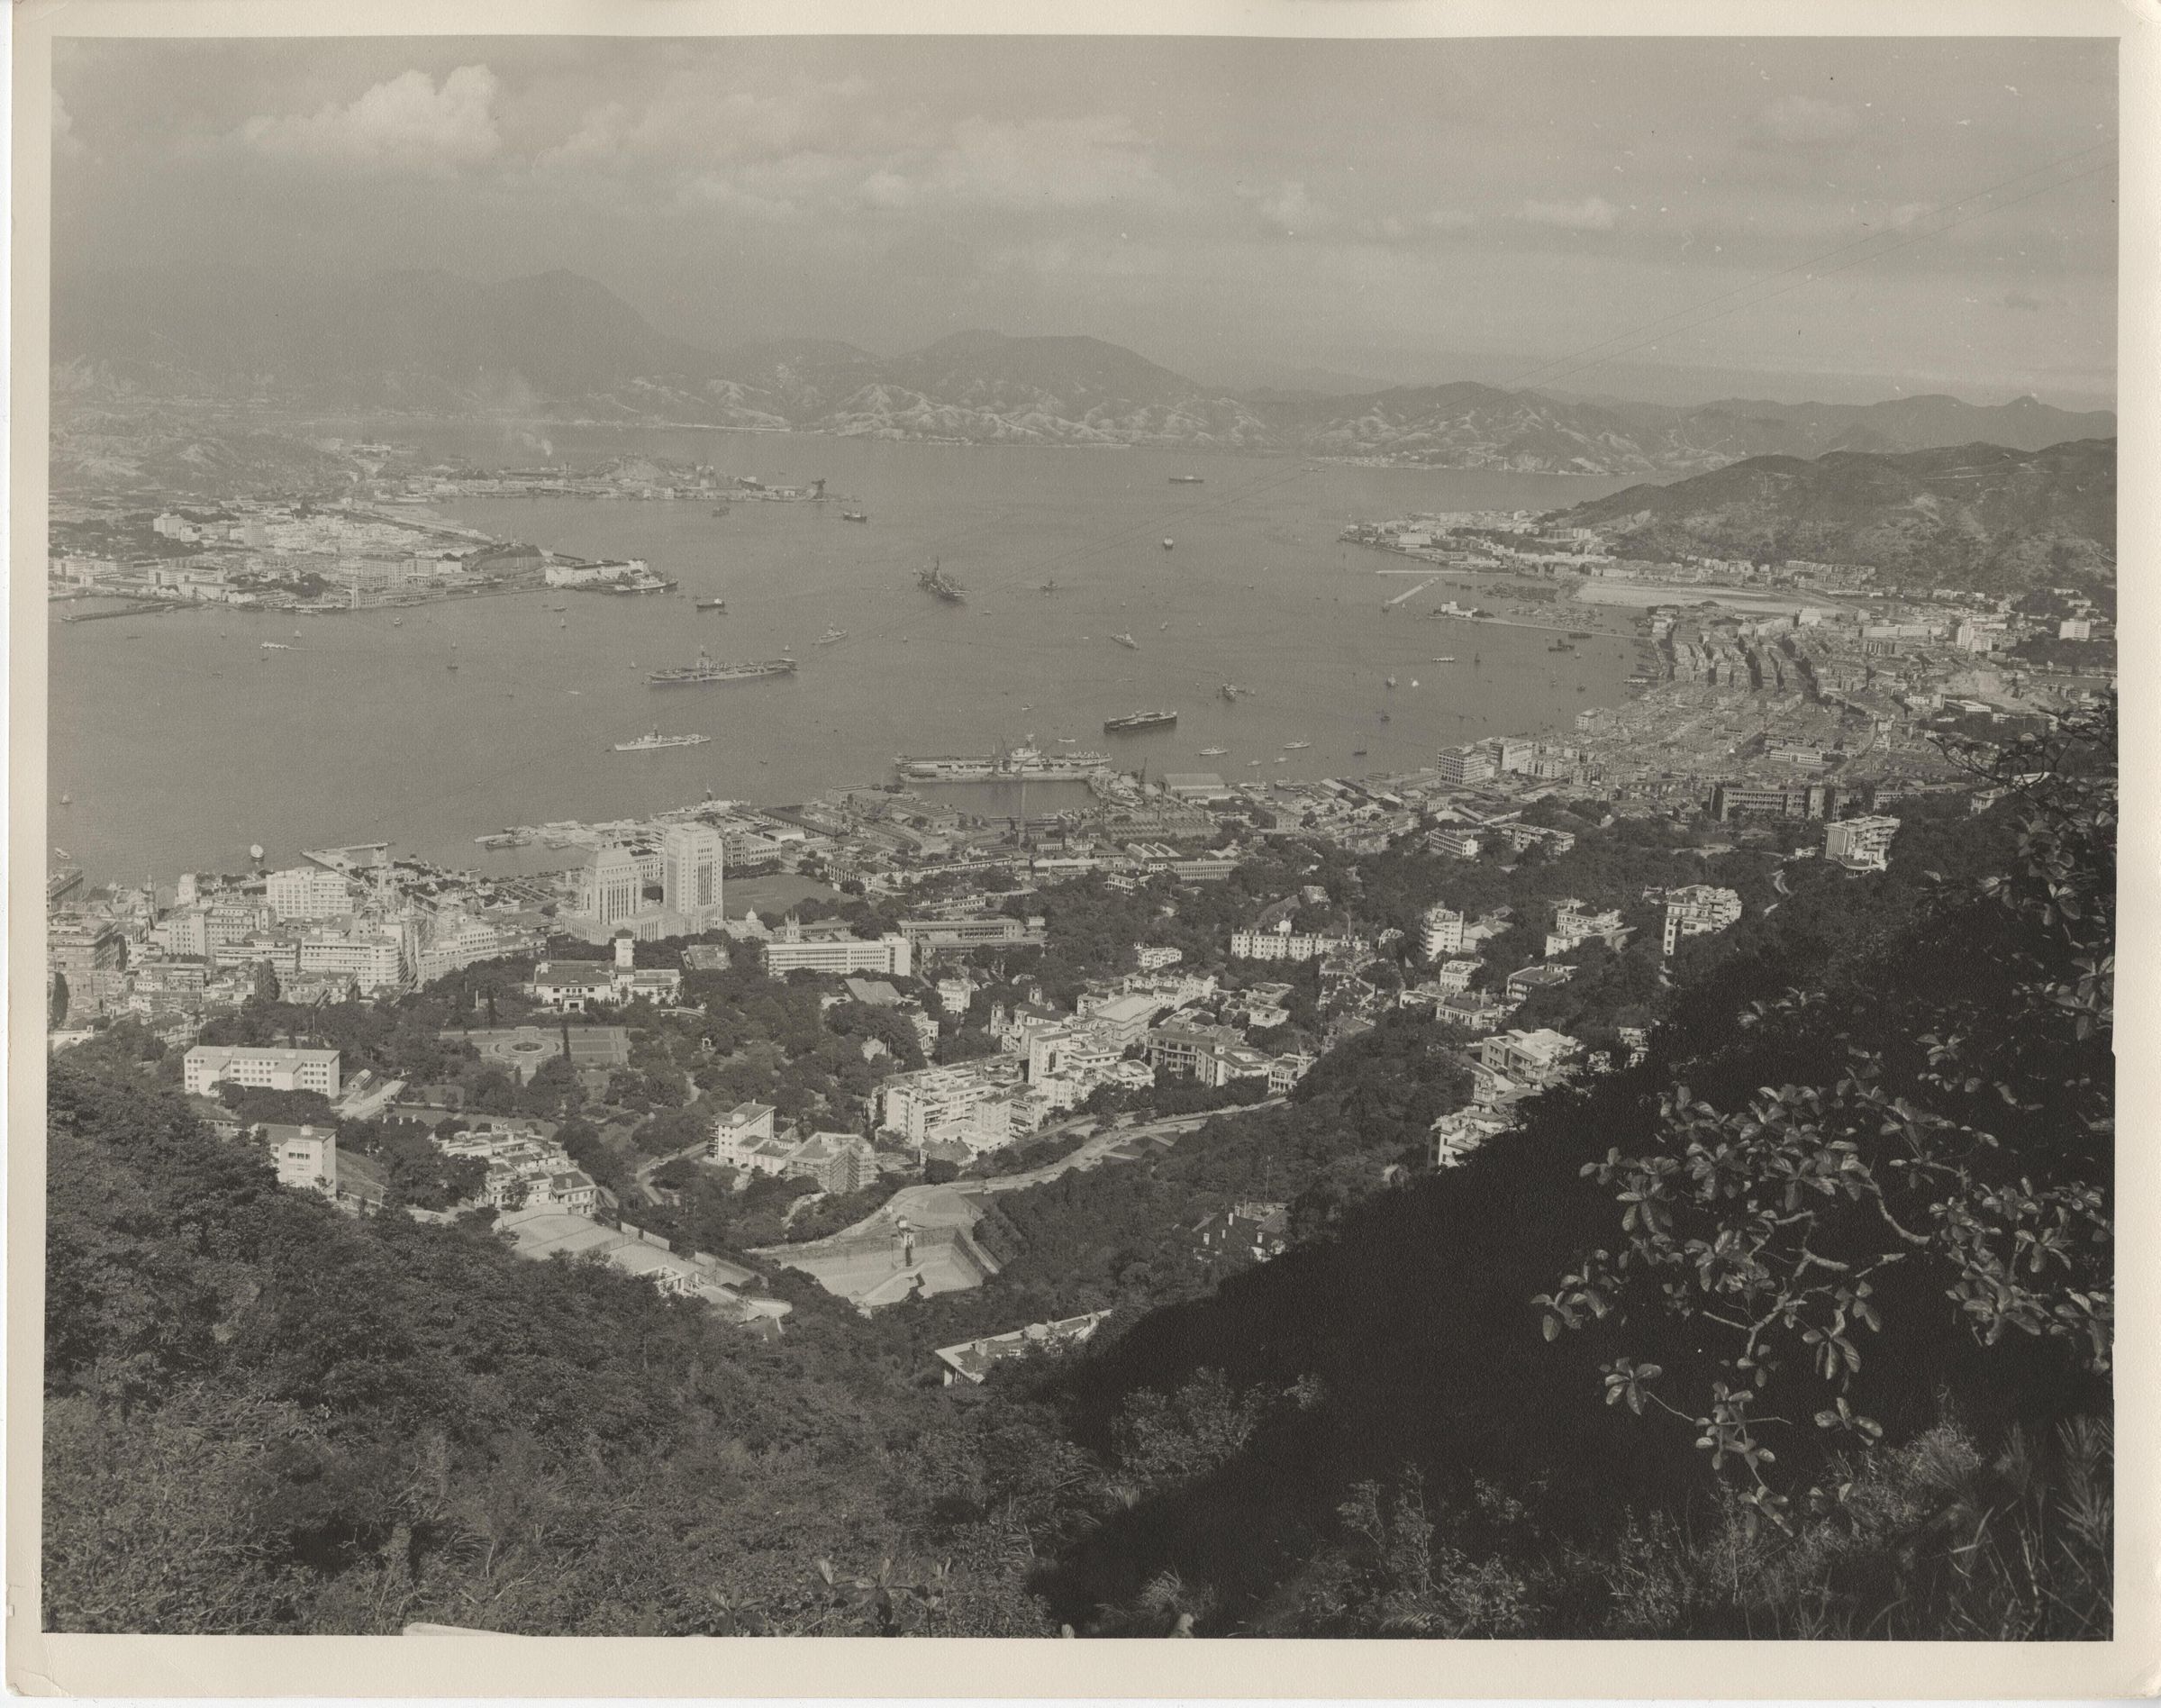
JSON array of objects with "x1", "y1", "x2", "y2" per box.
[{"x1": 42, "y1": 710, "x2": 2111, "y2": 1638}]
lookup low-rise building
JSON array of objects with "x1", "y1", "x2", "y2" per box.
[
  {"x1": 762, "y1": 920, "x2": 914, "y2": 978},
  {"x1": 259, "y1": 1122, "x2": 338, "y2": 1198},
  {"x1": 1546, "y1": 899, "x2": 1629, "y2": 958},
  {"x1": 1825, "y1": 814, "x2": 1901, "y2": 872},
  {"x1": 1427, "y1": 825, "x2": 1486, "y2": 859},
  {"x1": 1645, "y1": 884, "x2": 1744, "y2": 955},
  {"x1": 1476, "y1": 1028, "x2": 1583, "y2": 1087},
  {"x1": 184, "y1": 1044, "x2": 341, "y2": 1100},
  {"x1": 932, "y1": 1311, "x2": 1112, "y2": 1385}
]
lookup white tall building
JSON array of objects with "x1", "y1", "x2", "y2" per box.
[
  {"x1": 586, "y1": 845, "x2": 644, "y2": 924},
  {"x1": 659, "y1": 822, "x2": 725, "y2": 930},
  {"x1": 265, "y1": 866, "x2": 356, "y2": 922},
  {"x1": 1421, "y1": 904, "x2": 1466, "y2": 960}
]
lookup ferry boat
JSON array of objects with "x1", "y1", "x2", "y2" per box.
[
  {"x1": 1168, "y1": 474, "x2": 1204, "y2": 484},
  {"x1": 600, "y1": 571, "x2": 676, "y2": 595},
  {"x1": 1431, "y1": 655, "x2": 1457, "y2": 663},
  {"x1": 1112, "y1": 632, "x2": 1140, "y2": 650},
  {"x1": 1103, "y1": 708, "x2": 1178, "y2": 734},
  {"x1": 648, "y1": 647, "x2": 798, "y2": 687},
  {"x1": 260, "y1": 641, "x2": 292, "y2": 650},
  {"x1": 918, "y1": 560, "x2": 966, "y2": 603},
  {"x1": 475, "y1": 831, "x2": 531, "y2": 849},
  {"x1": 894, "y1": 743, "x2": 1111, "y2": 782},
  {"x1": 695, "y1": 598, "x2": 728, "y2": 612},
  {"x1": 614, "y1": 727, "x2": 713, "y2": 752}
]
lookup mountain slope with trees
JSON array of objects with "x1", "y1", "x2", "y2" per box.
[{"x1": 1557, "y1": 438, "x2": 2116, "y2": 594}]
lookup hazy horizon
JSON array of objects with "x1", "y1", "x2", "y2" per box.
[{"x1": 54, "y1": 36, "x2": 2118, "y2": 413}]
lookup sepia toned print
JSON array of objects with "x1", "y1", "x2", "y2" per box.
[{"x1": 26, "y1": 14, "x2": 2125, "y2": 1659}]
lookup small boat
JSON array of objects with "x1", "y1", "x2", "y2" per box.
[
  {"x1": 840, "y1": 510, "x2": 867, "y2": 523},
  {"x1": 1112, "y1": 633, "x2": 1139, "y2": 650},
  {"x1": 292, "y1": 630, "x2": 303, "y2": 639},
  {"x1": 260, "y1": 641, "x2": 291, "y2": 650},
  {"x1": 1247, "y1": 759, "x2": 1262, "y2": 768},
  {"x1": 1285, "y1": 740, "x2": 1312, "y2": 750},
  {"x1": 59, "y1": 792, "x2": 72, "y2": 806},
  {"x1": 816, "y1": 627, "x2": 849, "y2": 645},
  {"x1": 696, "y1": 598, "x2": 727, "y2": 613},
  {"x1": 1040, "y1": 580, "x2": 1058, "y2": 594},
  {"x1": 1168, "y1": 474, "x2": 1204, "y2": 485},
  {"x1": 1379, "y1": 712, "x2": 1393, "y2": 722},
  {"x1": 447, "y1": 662, "x2": 459, "y2": 672},
  {"x1": 1161, "y1": 538, "x2": 1175, "y2": 550},
  {"x1": 1410, "y1": 679, "x2": 1421, "y2": 688},
  {"x1": 1431, "y1": 655, "x2": 1455, "y2": 663},
  {"x1": 393, "y1": 617, "x2": 403, "y2": 627},
  {"x1": 1352, "y1": 748, "x2": 1368, "y2": 757},
  {"x1": 1199, "y1": 747, "x2": 1228, "y2": 757}
]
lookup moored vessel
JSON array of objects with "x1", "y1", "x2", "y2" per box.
[
  {"x1": 649, "y1": 646, "x2": 798, "y2": 686},
  {"x1": 614, "y1": 727, "x2": 713, "y2": 751},
  {"x1": 1103, "y1": 708, "x2": 1178, "y2": 734}
]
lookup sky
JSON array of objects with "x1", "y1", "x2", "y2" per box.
[{"x1": 51, "y1": 35, "x2": 2120, "y2": 406}]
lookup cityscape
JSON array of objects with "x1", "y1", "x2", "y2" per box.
[{"x1": 28, "y1": 17, "x2": 2122, "y2": 1668}]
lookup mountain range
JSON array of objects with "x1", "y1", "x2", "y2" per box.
[
  {"x1": 1557, "y1": 438, "x2": 2117, "y2": 593},
  {"x1": 54, "y1": 266, "x2": 2114, "y2": 476}
]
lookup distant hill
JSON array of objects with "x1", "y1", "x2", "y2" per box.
[
  {"x1": 52, "y1": 265, "x2": 2116, "y2": 472},
  {"x1": 1557, "y1": 438, "x2": 2116, "y2": 594}
]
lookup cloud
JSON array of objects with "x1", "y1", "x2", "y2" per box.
[
  {"x1": 865, "y1": 114, "x2": 1164, "y2": 213},
  {"x1": 235, "y1": 65, "x2": 501, "y2": 173},
  {"x1": 1750, "y1": 95, "x2": 1861, "y2": 149},
  {"x1": 1519, "y1": 195, "x2": 1618, "y2": 231},
  {"x1": 1244, "y1": 178, "x2": 1328, "y2": 235},
  {"x1": 1359, "y1": 208, "x2": 1476, "y2": 241}
]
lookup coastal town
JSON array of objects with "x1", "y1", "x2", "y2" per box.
[{"x1": 49, "y1": 471, "x2": 2112, "y2": 1357}]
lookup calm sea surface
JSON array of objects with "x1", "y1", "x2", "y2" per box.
[{"x1": 50, "y1": 428, "x2": 1655, "y2": 886}]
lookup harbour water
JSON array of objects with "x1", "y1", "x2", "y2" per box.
[{"x1": 49, "y1": 428, "x2": 1654, "y2": 886}]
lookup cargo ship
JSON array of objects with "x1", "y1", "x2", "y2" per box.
[
  {"x1": 1104, "y1": 708, "x2": 1177, "y2": 734},
  {"x1": 649, "y1": 647, "x2": 798, "y2": 686},
  {"x1": 614, "y1": 727, "x2": 713, "y2": 751},
  {"x1": 917, "y1": 560, "x2": 966, "y2": 603},
  {"x1": 894, "y1": 743, "x2": 1111, "y2": 782}
]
